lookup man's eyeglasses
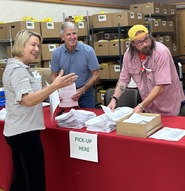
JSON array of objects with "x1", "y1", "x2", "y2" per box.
[{"x1": 134, "y1": 36, "x2": 151, "y2": 46}]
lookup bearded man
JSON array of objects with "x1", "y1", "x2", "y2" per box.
[{"x1": 108, "y1": 24, "x2": 185, "y2": 115}]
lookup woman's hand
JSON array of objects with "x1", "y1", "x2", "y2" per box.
[{"x1": 52, "y1": 70, "x2": 78, "y2": 89}]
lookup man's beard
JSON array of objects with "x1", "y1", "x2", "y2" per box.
[{"x1": 142, "y1": 46, "x2": 153, "y2": 55}]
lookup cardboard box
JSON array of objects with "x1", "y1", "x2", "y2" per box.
[
  {"x1": 117, "y1": 113, "x2": 162, "y2": 138},
  {"x1": 41, "y1": 44, "x2": 59, "y2": 61},
  {"x1": 29, "y1": 62, "x2": 41, "y2": 68},
  {"x1": 31, "y1": 67, "x2": 52, "y2": 87},
  {"x1": 155, "y1": 36, "x2": 164, "y2": 43},
  {"x1": 130, "y1": 4, "x2": 143, "y2": 13},
  {"x1": 136, "y1": 12, "x2": 145, "y2": 25},
  {"x1": 111, "y1": 33, "x2": 125, "y2": 40},
  {"x1": 168, "y1": 4, "x2": 176, "y2": 15},
  {"x1": 112, "y1": 11, "x2": 137, "y2": 27},
  {"x1": 88, "y1": 15, "x2": 93, "y2": 29},
  {"x1": 95, "y1": 32, "x2": 125, "y2": 41},
  {"x1": 41, "y1": 61, "x2": 51, "y2": 68},
  {"x1": 64, "y1": 16, "x2": 74, "y2": 22},
  {"x1": 93, "y1": 13, "x2": 112, "y2": 28},
  {"x1": 0, "y1": 24, "x2": 7, "y2": 40},
  {"x1": 40, "y1": 22, "x2": 60, "y2": 38},
  {"x1": 74, "y1": 22, "x2": 88, "y2": 36},
  {"x1": 149, "y1": 20, "x2": 161, "y2": 33},
  {"x1": 104, "y1": 33, "x2": 113, "y2": 41},
  {"x1": 6, "y1": 21, "x2": 41, "y2": 40},
  {"x1": 108, "y1": 41, "x2": 121, "y2": 56},
  {"x1": 169, "y1": 44, "x2": 179, "y2": 57},
  {"x1": 109, "y1": 63, "x2": 120, "y2": 79},
  {"x1": 161, "y1": 3, "x2": 169, "y2": 15},
  {"x1": 96, "y1": 91, "x2": 105, "y2": 105},
  {"x1": 168, "y1": 21, "x2": 175, "y2": 32},
  {"x1": 93, "y1": 32, "x2": 104, "y2": 41},
  {"x1": 99, "y1": 63, "x2": 110, "y2": 79},
  {"x1": 141, "y1": 2, "x2": 161, "y2": 15},
  {"x1": 161, "y1": 20, "x2": 168, "y2": 32},
  {"x1": 108, "y1": 40, "x2": 128, "y2": 55},
  {"x1": 163, "y1": 35, "x2": 172, "y2": 47},
  {"x1": 94, "y1": 41, "x2": 109, "y2": 56}
]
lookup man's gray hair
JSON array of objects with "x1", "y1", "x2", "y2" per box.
[{"x1": 59, "y1": 22, "x2": 78, "y2": 35}]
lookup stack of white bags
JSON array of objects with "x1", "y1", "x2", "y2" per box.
[
  {"x1": 55, "y1": 108, "x2": 96, "y2": 129},
  {"x1": 85, "y1": 106, "x2": 133, "y2": 133},
  {"x1": 55, "y1": 106, "x2": 133, "y2": 133}
]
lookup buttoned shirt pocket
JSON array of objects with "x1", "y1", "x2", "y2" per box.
[{"x1": 128, "y1": 67, "x2": 141, "y2": 84}]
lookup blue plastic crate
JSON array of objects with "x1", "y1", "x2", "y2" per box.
[
  {"x1": 0, "y1": 90, "x2": 5, "y2": 96},
  {"x1": 0, "y1": 90, "x2": 6, "y2": 106},
  {"x1": 0, "y1": 100, "x2": 5, "y2": 106}
]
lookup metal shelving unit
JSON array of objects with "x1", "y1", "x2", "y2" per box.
[{"x1": 90, "y1": 25, "x2": 130, "y2": 66}]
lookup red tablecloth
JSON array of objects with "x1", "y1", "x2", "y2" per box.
[{"x1": 1, "y1": 107, "x2": 185, "y2": 191}]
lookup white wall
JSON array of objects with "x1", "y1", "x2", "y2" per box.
[
  {"x1": 0, "y1": 0, "x2": 124, "y2": 59},
  {"x1": 1, "y1": 0, "x2": 124, "y2": 22}
]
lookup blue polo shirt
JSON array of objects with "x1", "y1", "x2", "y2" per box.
[{"x1": 50, "y1": 41, "x2": 99, "y2": 88}]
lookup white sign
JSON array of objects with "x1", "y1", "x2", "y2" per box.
[{"x1": 69, "y1": 131, "x2": 98, "y2": 162}]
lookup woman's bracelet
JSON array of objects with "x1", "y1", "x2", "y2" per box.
[{"x1": 138, "y1": 103, "x2": 145, "y2": 111}]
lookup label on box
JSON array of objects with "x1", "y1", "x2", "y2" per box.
[
  {"x1": 166, "y1": 36, "x2": 170, "y2": 42},
  {"x1": 48, "y1": 44, "x2": 57, "y2": 52},
  {"x1": 130, "y1": 12, "x2": 135, "y2": 19},
  {"x1": 100, "y1": 93, "x2": 104, "y2": 100},
  {"x1": 137, "y1": 13, "x2": 143, "y2": 19},
  {"x1": 173, "y1": 45, "x2": 177, "y2": 51},
  {"x1": 49, "y1": 61, "x2": 51, "y2": 67},
  {"x1": 169, "y1": 21, "x2": 173, "y2": 26},
  {"x1": 46, "y1": 22, "x2": 54, "y2": 29},
  {"x1": 171, "y1": 9, "x2": 175, "y2": 14},
  {"x1": 114, "y1": 65, "x2": 120, "y2": 72},
  {"x1": 98, "y1": 15, "x2": 107, "y2": 22},
  {"x1": 155, "y1": 8, "x2": 160, "y2": 13},
  {"x1": 162, "y1": 21, "x2": 167, "y2": 26},
  {"x1": 126, "y1": 41, "x2": 130, "y2": 48},
  {"x1": 154, "y1": 21, "x2": 159, "y2": 26},
  {"x1": 78, "y1": 22, "x2": 85, "y2": 28},
  {"x1": 26, "y1": 21, "x2": 35, "y2": 29},
  {"x1": 163, "y1": 9, "x2": 168, "y2": 14},
  {"x1": 159, "y1": 37, "x2": 163, "y2": 43}
]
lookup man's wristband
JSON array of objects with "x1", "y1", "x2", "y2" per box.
[
  {"x1": 110, "y1": 96, "x2": 118, "y2": 102},
  {"x1": 138, "y1": 103, "x2": 145, "y2": 111}
]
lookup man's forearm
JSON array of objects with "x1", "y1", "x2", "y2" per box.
[
  {"x1": 113, "y1": 81, "x2": 126, "y2": 99},
  {"x1": 140, "y1": 85, "x2": 165, "y2": 108},
  {"x1": 80, "y1": 71, "x2": 99, "y2": 92}
]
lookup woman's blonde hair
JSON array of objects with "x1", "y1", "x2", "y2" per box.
[{"x1": 12, "y1": 30, "x2": 42, "y2": 57}]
